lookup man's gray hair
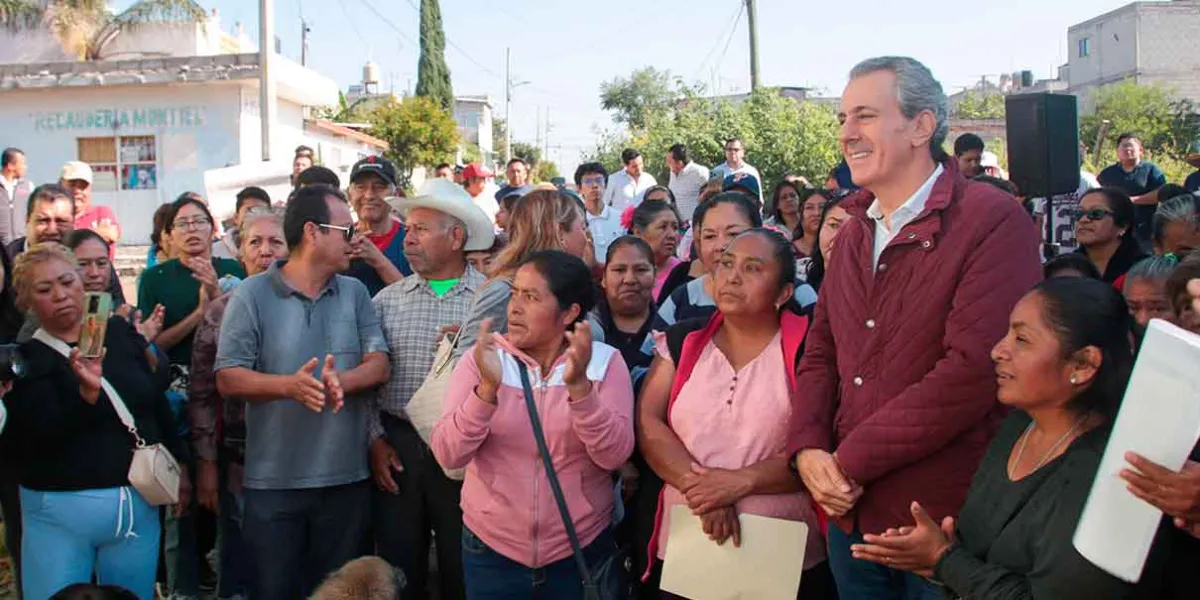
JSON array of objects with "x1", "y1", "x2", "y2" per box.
[
  {"x1": 440, "y1": 212, "x2": 467, "y2": 235},
  {"x1": 849, "y1": 56, "x2": 950, "y2": 159},
  {"x1": 1152, "y1": 194, "x2": 1199, "y2": 244}
]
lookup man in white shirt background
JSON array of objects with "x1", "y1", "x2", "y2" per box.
[
  {"x1": 666, "y1": 144, "x2": 710, "y2": 224},
  {"x1": 711, "y1": 137, "x2": 763, "y2": 204},
  {"x1": 461, "y1": 163, "x2": 500, "y2": 226},
  {"x1": 576, "y1": 162, "x2": 624, "y2": 262},
  {"x1": 0, "y1": 148, "x2": 32, "y2": 246},
  {"x1": 602, "y1": 148, "x2": 656, "y2": 212}
]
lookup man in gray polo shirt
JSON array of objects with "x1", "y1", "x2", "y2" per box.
[{"x1": 215, "y1": 185, "x2": 390, "y2": 600}]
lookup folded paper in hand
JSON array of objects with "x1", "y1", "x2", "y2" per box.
[
  {"x1": 660, "y1": 505, "x2": 807, "y2": 600},
  {"x1": 1073, "y1": 319, "x2": 1200, "y2": 582}
]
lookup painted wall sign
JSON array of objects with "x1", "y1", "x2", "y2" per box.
[{"x1": 33, "y1": 107, "x2": 206, "y2": 132}]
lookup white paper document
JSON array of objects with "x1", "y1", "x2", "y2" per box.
[
  {"x1": 660, "y1": 505, "x2": 808, "y2": 600},
  {"x1": 1073, "y1": 319, "x2": 1200, "y2": 582}
]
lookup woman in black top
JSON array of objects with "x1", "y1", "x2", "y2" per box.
[
  {"x1": 1074, "y1": 187, "x2": 1148, "y2": 284},
  {"x1": 594, "y1": 236, "x2": 657, "y2": 372},
  {"x1": 850, "y1": 277, "x2": 1169, "y2": 598},
  {"x1": 801, "y1": 194, "x2": 847, "y2": 290},
  {"x1": 4, "y1": 243, "x2": 186, "y2": 600},
  {"x1": 591, "y1": 235, "x2": 660, "y2": 599}
]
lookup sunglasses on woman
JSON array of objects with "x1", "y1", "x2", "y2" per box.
[
  {"x1": 318, "y1": 223, "x2": 355, "y2": 242},
  {"x1": 1073, "y1": 207, "x2": 1114, "y2": 221}
]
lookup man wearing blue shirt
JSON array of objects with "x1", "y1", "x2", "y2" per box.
[
  {"x1": 344, "y1": 156, "x2": 412, "y2": 296},
  {"x1": 1098, "y1": 133, "x2": 1167, "y2": 248},
  {"x1": 1185, "y1": 142, "x2": 1200, "y2": 194}
]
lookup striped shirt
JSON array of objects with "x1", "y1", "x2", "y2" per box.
[{"x1": 369, "y1": 266, "x2": 486, "y2": 440}]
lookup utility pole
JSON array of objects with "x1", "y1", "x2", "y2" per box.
[
  {"x1": 504, "y1": 47, "x2": 529, "y2": 163},
  {"x1": 543, "y1": 107, "x2": 551, "y2": 162},
  {"x1": 300, "y1": 18, "x2": 310, "y2": 66},
  {"x1": 505, "y1": 48, "x2": 512, "y2": 162},
  {"x1": 745, "y1": 0, "x2": 760, "y2": 91},
  {"x1": 259, "y1": 0, "x2": 276, "y2": 162}
]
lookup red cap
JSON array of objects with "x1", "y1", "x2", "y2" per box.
[{"x1": 461, "y1": 163, "x2": 493, "y2": 180}]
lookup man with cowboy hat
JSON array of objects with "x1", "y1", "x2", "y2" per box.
[
  {"x1": 367, "y1": 178, "x2": 494, "y2": 600},
  {"x1": 1185, "y1": 141, "x2": 1200, "y2": 194}
]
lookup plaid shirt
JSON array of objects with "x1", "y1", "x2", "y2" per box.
[
  {"x1": 189, "y1": 292, "x2": 245, "y2": 463},
  {"x1": 369, "y1": 266, "x2": 486, "y2": 440}
]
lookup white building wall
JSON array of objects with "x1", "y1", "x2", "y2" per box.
[
  {"x1": 1135, "y1": 3, "x2": 1200, "y2": 105},
  {"x1": 0, "y1": 82, "x2": 245, "y2": 243},
  {"x1": 0, "y1": 14, "x2": 230, "y2": 63},
  {"x1": 1068, "y1": 6, "x2": 1139, "y2": 111}
]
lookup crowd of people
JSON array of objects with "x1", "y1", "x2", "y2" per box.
[{"x1": 0, "y1": 54, "x2": 1199, "y2": 600}]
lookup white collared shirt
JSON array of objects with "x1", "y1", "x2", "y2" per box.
[
  {"x1": 471, "y1": 192, "x2": 500, "y2": 227},
  {"x1": 669, "y1": 161, "x2": 711, "y2": 222},
  {"x1": 602, "y1": 169, "x2": 657, "y2": 212},
  {"x1": 0, "y1": 175, "x2": 16, "y2": 198},
  {"x1": 866, "y1": 164, "x2": 943, "y2": 268},
  {"x1": 586, "y1": 204, "x2": 625, "y2": 262}
]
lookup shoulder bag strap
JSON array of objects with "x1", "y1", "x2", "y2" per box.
[
  {"x1": 516, "y1": 361, "x2": 599, "y2": 597},
  {"x1": 32, "y1": 328, "x2": 148, "y2": 448}
]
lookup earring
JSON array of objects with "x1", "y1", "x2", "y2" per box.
[{"x1": 1070, "y1": 375, "x2": 1079, "y2": 385}]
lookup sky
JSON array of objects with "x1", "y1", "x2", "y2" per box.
[{"x1": 121, "y1": 0, "x2": 1135, "y2": 175}]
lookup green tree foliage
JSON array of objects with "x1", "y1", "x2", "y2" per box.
[
  {"x1": 0, "y1": 0, "x2": 207, "y2": 60},
  {"x1": 365, "y1": 96, "x2": 459, "y2": 184},
  {"x1": 510, "y1": 142, "x2": 542, "y2": 168},
  {"x1": 535, "y1": 161, "x2": 560, "y2": 182},
  {"x1": 492, "y1": 117, "x2": 508, "y2": 159},
  {"x1": 1080, "y1": 80, "x2": 1200, "y2": 183},
  {"x1": 459, "y1": 144, "x2": 482, "y2": 166},
  {"x1": 588, "y1": 84, "x2": 842, "y2": 194},
  {"x1": 600, "y1": 66, "x2": 675, "y2": 130},
  {"x1": 415, "y1": 0, "x2": 453, "y2": 111},
  {"x1": 312, "y1": 91, "x2": 371, "y2": 122},
  {"x1": 954, "y1": 91, "x2": 1006, "y2": 120}
]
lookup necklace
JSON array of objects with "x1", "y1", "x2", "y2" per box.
[{"x1": 1009, "y1": 416, "x2": 1086, "y2": 479}]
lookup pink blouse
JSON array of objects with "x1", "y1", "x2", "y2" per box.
[
  {"x1": 654, "y1": 332, "x2": 826, "y2": 569},
  {"x1": 653, "y1": 256, "x2": 682, "y2": 299}
]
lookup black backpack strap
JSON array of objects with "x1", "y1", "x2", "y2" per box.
[{"x1": 516, "y1": 362, "x2": 601, "y2": 600}]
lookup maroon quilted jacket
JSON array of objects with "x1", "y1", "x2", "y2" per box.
[{"x1": 788, "y1": 160, "x2": 1042, "y2": 535}]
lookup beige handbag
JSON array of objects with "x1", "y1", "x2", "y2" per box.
[
  {"x1": 405, "y1": 328, "x2": 465, "y2": 480},
  {"x1": 34, "y1": 329, "x2": 181, "y2": 505}
]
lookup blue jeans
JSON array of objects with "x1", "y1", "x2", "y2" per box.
[
  {"x1": 827, "y1": 524, "x2": 944, "y2": 600},
  {"x1": 461, "y1": 526, "x2": 621, "y2": 600},
  {"x1": 20, "y1": 486, "x2": 160, "y2": 600}
]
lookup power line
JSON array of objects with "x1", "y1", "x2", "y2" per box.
[
  {"x1": 692, "y1": 2, "x2": 745, "y2": 81},
  {"x1": 382, "y1": 0, "x2": 572, "y2": 104},
  {"x1": 358, "y1": 0, "x2": 415, "y2": 47},
  {"x1": 396, "y1": 0, "x2": 504, "y2": 81},
  {"x1": 712, "y1": 4, "x2": 745, "y2": 80},
  {"x1": 337, "y1": 0, "x2": 370, "y2": 51}
]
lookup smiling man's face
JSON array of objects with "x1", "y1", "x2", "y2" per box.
[{"x1": 839, "y1": 69, "x2": 928, "y2": 190}]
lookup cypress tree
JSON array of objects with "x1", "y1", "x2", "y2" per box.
[{"x1": 415, "y1": 0, "x2": 454, "y2": 112}]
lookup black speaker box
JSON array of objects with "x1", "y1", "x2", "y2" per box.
[{"x1": 1004, "y1": 93, "x2": 1080, "y2": 197}]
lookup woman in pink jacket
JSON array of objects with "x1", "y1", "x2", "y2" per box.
[{"x1": 432, "y1": 250, "x2": 635, "y2": 599}]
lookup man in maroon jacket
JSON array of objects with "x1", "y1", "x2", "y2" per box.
[{"x1": 789, "y1": 56, "x2": 1042, "y2": 599}]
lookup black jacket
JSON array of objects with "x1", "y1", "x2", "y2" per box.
[
  {"x1": 2, "y1": 316, "x2": 183, "y2": 491},
  {"x1": 1076, "y1": 236, "x2": 1148, "y2": 284}
]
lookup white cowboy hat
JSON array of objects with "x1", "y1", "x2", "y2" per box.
[{"x1": 389, "y1": 178, "x2": 496, "y2": 251}]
